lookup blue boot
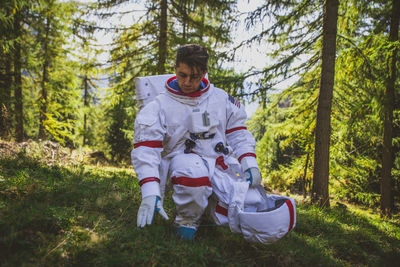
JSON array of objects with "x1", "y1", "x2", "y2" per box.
[{"x1": 176, "y1": 226, "x2": 196, "y2": 240}]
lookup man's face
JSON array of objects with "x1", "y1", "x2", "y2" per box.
[{"x1": 175, "y1": 63, "x2": 206, "y2": 94}]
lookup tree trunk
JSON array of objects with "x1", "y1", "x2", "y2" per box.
[
  {"x1": 157, "y1": 0, "x2": 167, "y2": 74},
  {"x1": 311, "y1": 0, "x2": 339, "y2": 208},
  {"x1": 199, "y1": 5, "x2": 205, "y2": 42},
  {"x1": 380, "y1": 0, "x2": 400, "y2": 217},
  {"x1": 0, "y1": 56, "x2": 13, "y2": 138},
  {"x1": 14, "y1": 10, "x2": 24, "y2": 142},
  {"x1": 83, "y1": 74, "x2": 88, "y2": 146},
  {"x1": 0, "y1": 4, "x2": 13, "y2": 138},
  {"x1": 182, "y1": 0, "x2": 187, "y2": 40},
  {"x1": 302, "y1": 152, "x2": 310, "y2": 199},
  {"x1": 38, "y1": 16, "x2": 51, "y2": 140}
]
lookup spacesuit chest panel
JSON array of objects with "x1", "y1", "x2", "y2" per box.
[{"x1": 157, "y1": 92, "x2": 228, "y2": 158}]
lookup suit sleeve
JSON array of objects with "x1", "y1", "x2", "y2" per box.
[
  {"x1": 225, "y1": 94, "x2": 259, "y2": 172},
  {"x1": 131, "y1": 100, "x2": 166, "y2": 199}
]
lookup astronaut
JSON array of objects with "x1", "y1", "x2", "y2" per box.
[{"x1": 131, "y1": 44, "x2": 262, "y2": 240}]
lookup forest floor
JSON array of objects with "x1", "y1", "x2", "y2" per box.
[{"x1": 1, "y1": 139, "x2": 400, "y2": 266}]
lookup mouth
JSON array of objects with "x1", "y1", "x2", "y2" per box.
[{"x1": 182, "y1": 86, "x2": 193, "y2": 91}]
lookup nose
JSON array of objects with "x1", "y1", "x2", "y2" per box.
[{"x1": 183, "y1": 77, "x2": 192, "y2": 85}]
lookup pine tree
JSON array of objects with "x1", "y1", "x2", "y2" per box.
[
  {"x1": 13, "y1": 4, "x2": 25, "y2": 142},
  {"x1": 245, "y1": 0, "x2": 325, "y2": 104},
  {"x1": 30, "y1": 0, "x2": 82, "y2": 145},
  {"x1": 105, "y1": 100, "x2": 133, "y2": 162},
  {"x1": 380, "y1": 0, "x2": 400, "y2": 216},
  {"x1": 311, "y1": 0, "x2": 339, "y2": 208},
  {"x1": 95, "y1": 0, "x2": 239, "y2": 160},
  {"x1": 247, "y1": 0, "x2": 400, "y2": 210},
  {"x1": 0, "y1": 1, "x2": 14, "y2": 138},
  {"x1": 158, "y1": 0, "x2": 168, "y2": 74},
  {"x1": 245, "y1": 0, "x2": 337, "y2": 202}
]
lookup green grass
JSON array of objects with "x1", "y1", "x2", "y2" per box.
[{"x1": 1, "y1": 152, "x2": 399, "y2": 266}]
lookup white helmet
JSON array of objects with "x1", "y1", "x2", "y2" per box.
[{"x1": 213, "y1": 182, "x2": 296, "y2": 244}]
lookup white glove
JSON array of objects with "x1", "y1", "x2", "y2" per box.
[
  {"x1": 137, "y1": 195, "x2": 169, "y2": 227},
  {"x1": 244, "y1": 167, "x2": 262, "y2": 187}
]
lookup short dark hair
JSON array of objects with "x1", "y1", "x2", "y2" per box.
[{"x1": 176, "y1": 44, "x2": 209, "y2": 74}]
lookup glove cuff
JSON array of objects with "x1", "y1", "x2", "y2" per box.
[
  {"x1": 141, "y1": 181, "x2": 161, "y2": 199},
  {"x1": 240, "y1": 155, "x2": 258, "y2": 172}
]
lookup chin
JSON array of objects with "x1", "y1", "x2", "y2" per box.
[{"x1": 182, "y1": 88, "x2": 194, "y2": 93}]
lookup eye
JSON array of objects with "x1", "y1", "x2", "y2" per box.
[
  {"x1": 178, "y1": 73, "x2": 188, "y2": 79},
  {"x1": 191, "y1": 75, "x2": 201, "y2": 80}
]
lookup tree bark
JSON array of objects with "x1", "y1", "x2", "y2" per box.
[
  {"x1": 380, "y1": 0, "x2": 400, "y2": 217},
  {"x1": 182, "y1": 0, "x2": 187, "y2": 40},
  {"x1": 83, "y1": 74, "x2": 88, "y2": 146},
  {"x1": 38, "y1": 16, "x2": 51, "y2": 140},
  {"x1": 302, "y1": 152, "x2": 310, "y2": 199},
  {"x1": 311, "y1": 0, "x2": 339, "y2": 208},
  {"x1": 0, "y1": 56, "x2": 13, "y2": 138},
  {"x1": 157, "y1": 0, "x2": 168, "y2": 74},
  {"x1": 14, "y1": 10, "x2": 24, "y2": 142},
  {"x1": 0, "y1": 5, "x2": 13, "y2": 138},
  {"x1": 199, "y1": 5, "x2": 205, "y2": 42}
]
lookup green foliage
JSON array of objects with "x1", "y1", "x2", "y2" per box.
[
  {"x1": 329, "y1": 31, "x2": 400, "y2": 207},
  {"x1": 248, "y1": 68, "x2": 319, "y2": 193},
  {"x1": 105, "y1": 101, "x2": 134, "y2": 163},
  {"x1": 99, "y1": 0, "x2": 241, "y2": 163},
  {"x1": 243, "y1": 0, "x2": 324, "y2": 105},
  {"x1": 0, "y1": 0, "x2": 85, "y2": 145},
  {"x1": 245, "y1": 0, "x2": 327, "y2": 194},
  {"x1": 246, "y1": 0, "x2": 400, "y2": 209},
  {"x1": 1, "y1": 0, "x2": 245, "y2": 159}
]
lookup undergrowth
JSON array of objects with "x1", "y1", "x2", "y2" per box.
[{"x1": 0, "y1": 140, "x2": 399, "y2": 266}]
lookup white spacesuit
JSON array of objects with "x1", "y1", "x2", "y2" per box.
[{"x1": 132, "y1": 75, "x2": 296, "y2": 243}]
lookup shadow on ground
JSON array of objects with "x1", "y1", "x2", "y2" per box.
[{"x1": 1, "y1": 154, "x2": 399, "y2": 266}]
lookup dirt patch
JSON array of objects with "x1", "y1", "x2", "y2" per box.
[{"x1": 0, "y1": 139, "x2": 85, "y2": 166}]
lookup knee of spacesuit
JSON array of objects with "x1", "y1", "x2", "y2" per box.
[
  {"x1": 169, "y1": 153, "x2": 213, "y2": 227},
  {"x1": 170, "y1": 153, "x2": 210, "y2": 178}
]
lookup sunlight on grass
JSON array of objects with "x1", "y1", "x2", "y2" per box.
[{"x1": 1, "y1": 151, "x2": 399, "y2": 266}]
